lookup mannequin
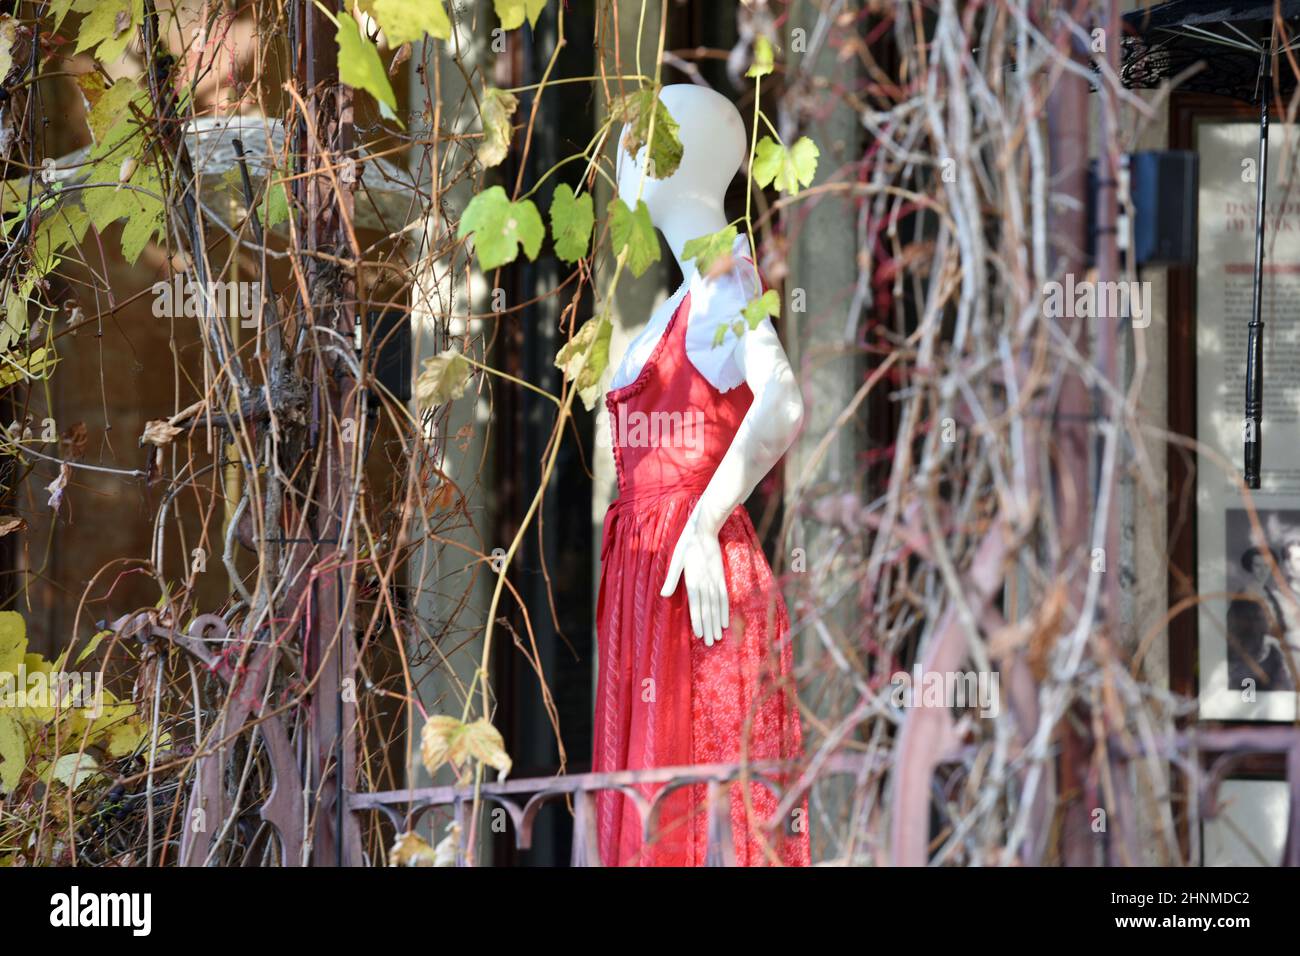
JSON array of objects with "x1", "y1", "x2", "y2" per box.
[
  {"x1": 594, "y1": 84, "x2": 809, "y2": 867},
  {"x1": 612, "y1": 84, "x2": 805, "y2": 647}
]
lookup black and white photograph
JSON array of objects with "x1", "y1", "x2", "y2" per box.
[{"x1": 1224, "y1": 509, "x2": 1298, "y2": 694}]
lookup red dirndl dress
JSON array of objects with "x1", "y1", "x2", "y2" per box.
[{"x1": 593, "y1": 278, "x2": 810, "y2": 867}]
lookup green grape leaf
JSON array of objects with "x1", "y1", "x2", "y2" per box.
[
  {"x1": 81, "y1": 180, "x2": 136, "y2": 233},
  {"x1": 713, "y1": 319, "x2": 746, "y2": 348},
  {"x1": 74, "y1": 0, "x2": 142, "y2": 63},
  {"x1": 753, "y1": 135, "x2": 819, "y2": 195},
  {"x1": 611, "y1": 87, "x2": 683, "y2": 180},
  {"x1": 262, "y1": 181, "x2": 290, "y2": 229},
  {"x1": 682, "y1": 225, "x2": 738, "y2": 276},
  {"x1": 84, "y1": 77, "x2": 146, "y2": 155},
  {"x1": 49, "y1": 0, "x2": 92, "y2": 33},
  {"x1": 747, "y1": 35, "x2": 775, "y2": 78},
  {"x1": 476, "y1": 86, "x2": 518, "y2": 169},
  {"x1": 32, "y1": 204, "x2": 90, "y2": 276},
  {"x1": 118, "y1": 201, "x2": 165, "y2": 263},
  {"x1": 337, "y1": 17, "x2": 399, "y2": 114},
  {"x1": 554, "y1": 314, "x2": 611, "y2": 410},
  {"x1": 742, "y1": 289, "x2": 781, "y2": 329},
  {"x1": 493, "y1": 0, "x2": 546, "y2": 31},
  {"x1": 548, "y1": 184, "x2": 594, "y2": 264},
  {"x1": 609, "y1": 198, "x2": 659, "y2": 278},
  {"x1": 364, "y1": 0, "x2": 452, "y2": 46},
  {"x1": 82, "y1": 155, "x2": 163, "y2": 265},
  {"x1": 77, "y1": 76, "x2": 161, "y2": 264},
  {"x1": 416, "y1": 350, "x2": 473, "y2": 408},
  {"x1": 456, "y1": 185, "x2": 544, "y2": 272}
]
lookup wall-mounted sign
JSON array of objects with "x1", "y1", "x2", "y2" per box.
[{"x1": 1196, "y1": 120, "x2": 1300, "y2": 720}]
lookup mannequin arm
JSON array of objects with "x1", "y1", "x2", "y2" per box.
[{"x1": 660, "y1": 323, "x2": 804, "y2": 645}]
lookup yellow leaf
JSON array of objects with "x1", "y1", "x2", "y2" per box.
[
  {"x1": 493, "y1": 0, "x2": 545, "y2": 31},
  {"x1": 87, "y1": 697, "x2": 132, "y2": 735},
  {"x1": 337, "y1": 16, "x2": 399, "y2": 115},
  {"x1": 74, "y1": 0, "x2": 141, "y2": 62},
  {"x1": 415, "y1": 350, "x2": 472, "y2": 409},
  {"x1": 75, "y1": 71, "x2": 107, "y2": 116},
  {"x1": 0, "y1": 347, "x2": 60, "y2": 389},
  {"x1": 0, "y1": 15, "x2": 17, "y2": 82},
  {"x1": 419, "y1": 714, "x2": 462, "y2": 776},
  {"x1": 389, "y1": 830, "x2": 439, "y2": 866},
  {"x1": 74, "y1": 629, "x2": 109, "y2": 665},
  {"x1": 107, "y1": 721, "x2": 144, "y2": 757},
  {"x1": 0, "y1": 713, "x2": 25, "y2": 792},
  {"x1": 0, "y1": 614, "x2": 150, "y2": 790},
  {"x1": 82, "y1": 75, "x2": 139, "y2": 147},
  {"x1": 1, "y1": 286, "x2": 27, "y2": 351},
  {"x1": 476, "y1": 87, "x2": 518, "y2": 169},
  {"x1": 460, "y1": 718, "x2": 511, "y2": 780},
  {"x1": 364, "y1": 0, "x2": 451, "y2": 46},
  {"x1": 0, "y1": 610, "x2": 26, "y2": 674},
  {"x1": 418, "y1": 714, "x2": 511, "y2": 782},
  {"x1": 44, "y1": 752, "x2": 99, "y2": 789},
  {"x1": 17, "y1": 652, "x2": 57, "y2": 724},
  {"x1": 554, "y1": 315, "x2": 611, "y2": 410},
  {"x1": 433, "y1": 822, "x2": 460, "y2": 865}
]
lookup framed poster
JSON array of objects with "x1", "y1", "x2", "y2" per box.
[
  {"x1": 1193, "y1": 118, "x2": 1300, "y2": 720},
  {"x1": 1201, "y1": 779, "x2": 1290, "y2": 866}
]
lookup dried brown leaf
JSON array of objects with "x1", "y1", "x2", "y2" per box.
[{"x1": 140, "y1": 419, "x2": 183, "y2": 447}]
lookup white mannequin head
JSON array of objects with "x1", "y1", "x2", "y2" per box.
[{"x1": 615, "y1": 85, "x2": 747, "y2": 238}]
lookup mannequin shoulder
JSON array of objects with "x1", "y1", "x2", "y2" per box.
[{"x1": 684, "y1": 246, "x2": 773, "y2": 393}]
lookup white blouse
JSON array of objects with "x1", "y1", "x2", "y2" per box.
[{"x1": 609, "y1": 233, "x2": 768, "y2": 394}]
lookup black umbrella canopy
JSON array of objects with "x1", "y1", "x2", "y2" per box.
[
  {"x1": 1123, "y1": 0, "x2": 1300, "y2": 100},
  {"x1": 1131, "y1": 0, "x2": 1300, "y2": 27}
]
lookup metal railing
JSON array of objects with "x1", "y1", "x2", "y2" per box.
[
  {"x1": 349, "y1": 727, "x2": 1300, "y2": 866},
  {"x1": 349, "y1": 754, "x2": 871, "y2": 866}
]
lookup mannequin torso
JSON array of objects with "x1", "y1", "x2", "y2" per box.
[
  {"x1": 593, "y1": 83, "x2": 810, "y2": 868},
  {"x1": 612, "y1": 84, "x2": 803, "y2": 645}
]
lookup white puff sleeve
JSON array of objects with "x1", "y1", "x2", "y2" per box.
[{"x1": 683, "y1": 234, "x2": 768, "y2": 393}]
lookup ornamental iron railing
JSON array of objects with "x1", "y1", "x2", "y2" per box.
[
  {"x1": 349, "y1": 728, "x2": 1300, "y2": 866},
  {"x1": 348, "y1": 754, "x2": 870, "y2": 866}
]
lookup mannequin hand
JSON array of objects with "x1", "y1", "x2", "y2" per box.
[{"x1": 660, "y1": 513, "x2": 729, "y2": 646}]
